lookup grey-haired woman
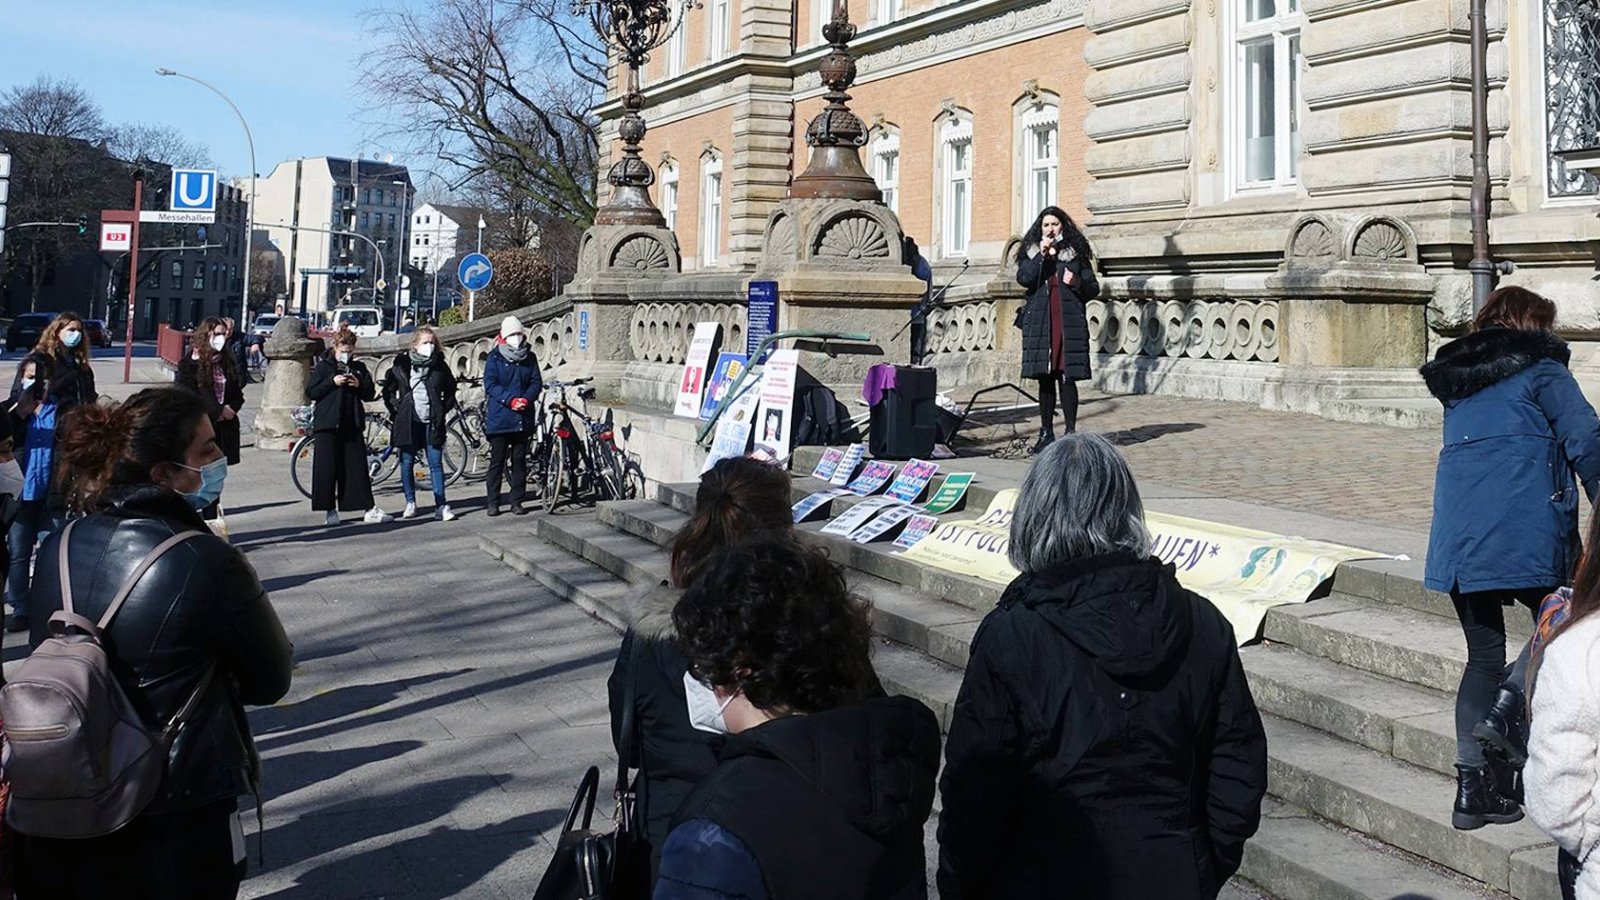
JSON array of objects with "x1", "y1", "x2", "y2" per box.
[{"x1": 936, "y1": 433, "x2": 1268, "y2": 900}]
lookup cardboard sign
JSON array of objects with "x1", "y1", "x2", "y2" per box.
[
  {"x1": 820, "y1": 496, "x2": 901, "y2": 537},
  {"x1": 828, "y1": 444, "x2": 866, "y2": 487},
  {"x1": 811, "y1": 448, "x2": 847, "y2": 482},
  {"x1": 792, "y1": 488, "x2": 848, "y2": 523},
  {"x1": 885, "y1": 459, "x2": 939, "y2": 503},
  {"x1": 674, "y1": 322, "x2": 721, "y2": 418},
  {"x1": 752, "y1": 348, "x2": 799, "y2": 462},
  {"x1": 922, "y1": 473, "x2": 974, "y2": 514},
  {"x1": 700, "y1": 352, "x2": 749, "y2": 420},
  {"x1": 853, "y1": 504, "x2": 919, "y2": 543},
  {"x1": 845, "y1": 460, "x2": 898, "y2": 496},
  {"x1": 701, "y1": 377, "x2": 763, "y2": 473},
  {"x1": 893, "y1": 514, "x2": 940, "y2": 550}
]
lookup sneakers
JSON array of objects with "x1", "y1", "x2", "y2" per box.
[
  {"x1": 436, "y1": 505, "x2": 456, "y2": 522},
  {"x1": 324, "y1": 511, "x2": 340, "y2": 527},
  {"x1": 363, "y1": 507, "x2": 393, "y2": 524},
  {"x1": 402, "y1": 501, "x2": 418, "y2": 519}
]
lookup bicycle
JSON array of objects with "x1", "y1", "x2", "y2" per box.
[
  {"x1": 289, "y1": 407, "x2": 471, "y2": 500},
  {"x1": 450, "y1": 375, "x2": 489, "y2": 480},
  {"x1": 535, "y1": 379, "x2": 639, "y2": 513}
]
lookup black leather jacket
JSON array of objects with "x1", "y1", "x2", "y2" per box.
[{"x1": 28, "y1": 485, "x2": 293, "y2": 814}]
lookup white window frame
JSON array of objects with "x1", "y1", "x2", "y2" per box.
[
  {"x1": 660, "y1": 161, "x2": 680, "y2": 231},
  {"x1": 700, "y1": 153, "x2": 723, "y2": 267},
  {"x1": 1229, "y1": 0, "x2": 1305, "y2": 193},
  {"x1": 872, "y1": 0, "x2": 901, "y2": 26},
  {"x1": 870, "y1": 129, "x2": 901, "y2": 213},
  {"x1": 708, "y1": 0, "x2": 731, "y2": 62},
  {"x1": 667, "y1": 5, "x2": 687, "y2": 76},
  {"x1": 1021, "y1": 103, "x2": 1059, "y2": 227},
  {"x1": 936, "y1": 115, "x2": 974, "y2": 259}
]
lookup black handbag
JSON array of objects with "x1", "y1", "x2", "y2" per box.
[{"x1": 532, "y1": 633, "x2": 651, "y2": 900}]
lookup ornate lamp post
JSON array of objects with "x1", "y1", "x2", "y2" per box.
[
  {"x1": 790, "y1": 0, "x2": 881, "y2": 201},
  {"x1": 575, "y1": 0, "x2": 699, "y2": 227}
]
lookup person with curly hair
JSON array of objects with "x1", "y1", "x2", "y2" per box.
[
  {"x1": 33, "y1": 312, "x2": 97, "y2": 415},
  {"x1": 607, "y1": 457, "x2": 795, "y2": 886},
  {"x1": 654, "y1": 536, "x2": 940, "y2": 900}
]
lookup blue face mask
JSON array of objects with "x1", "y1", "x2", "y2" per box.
[
  {"x1": 175, "y1": 457, "x2": 228, "y2": 509},
  {"x1": 60, "y1": 330, "x2": 82, "y2": 349}
]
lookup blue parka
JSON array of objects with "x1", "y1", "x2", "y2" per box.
[
  {"x1": 1421, "y1": 328, "x2": 1600, "y2": 593},
  {"x1": 483, "y1": 343, "x2": 543, "y2": 435}
]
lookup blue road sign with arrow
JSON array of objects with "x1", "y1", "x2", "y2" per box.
[{"x1": 458, "y1": 253, "x2": 493, "y2": 292}]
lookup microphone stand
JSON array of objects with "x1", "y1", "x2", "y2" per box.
[{"x1": 891, "y1": 258, "x2": 971, "y2": 364}]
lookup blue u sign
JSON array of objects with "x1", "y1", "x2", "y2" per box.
[{"x1": 171, "y1": 169, "x2": 218, "y2": 212}]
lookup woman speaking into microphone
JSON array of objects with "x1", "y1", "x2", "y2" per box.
[{"x1": 1015, "y1": 206, "x2": 1099, "y2": 454}]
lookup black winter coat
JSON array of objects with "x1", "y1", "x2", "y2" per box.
[
  {"x1": 44, "y1": 348, "x2": 96, "y2": 414},
  {"x1": 27, "y1": 485, "x2": 293, "y2": 813},
  {"x1": 175, "y1": 353, "x2": 247, "y2": 465},
  {"x1": 1016, "y1": 243, "x2": 1100, "y2": 381},
  {"x1": 670, "y1": 694, "x2": 941, "y2": 900},
  {"x1": 608, "y1": 584, "x2": 721, "y2": 883},
  {"x1": 382, "y1": 352, "x2": 458, "y2": 450},
  {"x1": 306, "y1": 352, "x2": 376, "y2": 434},
  {"x1": 937, "y1": 553, "x2": 1267, "y2": 900}
]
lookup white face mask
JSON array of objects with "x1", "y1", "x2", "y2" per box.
[
  {"x1": 417, "y1": 342, "x2": 435, "y2": 356},
  {"x1": 506, "y1": 334, "x2": 524, "y2": 349},
  {"x1": 210, "y1": 335, "x2": 227, "y2": 352},
  {"x1": 19, "y1": 378, "x2": 34, "y2": 393},
  {"x1": 683, "y1": 671, "x2": 737, "y2": 734},
  {"x1": 336, "y1": 351, "x2": 352, "y2": 364}
]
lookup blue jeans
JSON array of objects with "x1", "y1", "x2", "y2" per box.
[
  {"x1": 7, "y1": 499, "x2": 57, "y2": 617},
  {"x1": 400, "y1": 426, "x2": 446, "y2": 506}
]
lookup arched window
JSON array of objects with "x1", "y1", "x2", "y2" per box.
[
  {"x1": 933, "y1": 108, "x2": 974, "y2": 259},
  {"x1": 660, "y1": 159, "x2": 680, "y2": 232},
  {"x1": 868, "y1": 123, "x2": 901, "y2": 213},
  {"x1": 1014, "y1": 92, "x2": 1060, "y2": 229},
  {"x1": 700, "y1": 151, "x2": 723, "y2": 267}
]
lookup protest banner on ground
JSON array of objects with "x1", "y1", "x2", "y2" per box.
[
  {"x1": 821, "y1": 497, "x2": 902, "y2": 537},
  {"x1": 701, "y1": 378, "x2": 762, "y2": 473},
  {"x1": 885, "y1": 459, "x2": 939, "y2": 503},
  {"x1": 921, "y1": 473, "x2": 973, "y2": 514},
  {"x1": 828, "y1": 444, "x2": 867, "y2": 486},
  {"x1": 901, "y1": 489, "x2": 1397, "y2": 644},
  {"x1": 752, "y1": 349, "x2": 799, "y2": 461},
  {"x1": 674, "y1": 322, "x2": 721, "y2": 418}
]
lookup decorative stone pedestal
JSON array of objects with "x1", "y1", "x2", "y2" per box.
[
  {"x1": 564, "y1": 223, "x2": 685, "y2": 403},
  {"x1": 255, "y1": 318, "x2": 324, "y2": 451}
]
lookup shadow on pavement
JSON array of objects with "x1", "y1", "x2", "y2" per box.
[
  {"x1": 262, "y1": 740, "x2": 427, "y2": 802},
  {"x1": 1100, "y1": 422, "x2": 1206, "y2": 447},
  {"x1": 254, "y1": 670, "x2": 475, "y2": 736},
  {"x1": 228, "y1": 500, "x2": 303, "y2": 516},
  {"x1": 261, "y1": 570, "x2": 350, "y2": 593}
]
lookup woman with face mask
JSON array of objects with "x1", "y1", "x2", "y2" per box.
[
  {"x1": 381, "y1": 327, "x2": 458, "y2": 521},
  {"x1": 33, "y1": 312, "x2": 96, "y2": 415},
  {"x1": 306, "y1": 327, "x2": 388, "y2": 526},
  {"x1": 12, "y1": 386, "x2": 292, "y2": 900},
  {"x1": 482, "y1": 316, "x2": 542, "y2": 516},
  {"x1": 1015, "y1": 206, "x2": 1099, "y2": 454},
  {"x1": 606, "y1": 457, "x2": 800, "y2": 886},
  {"x1": 176, "y1": 318, "x2": 246, "y2": 518}
]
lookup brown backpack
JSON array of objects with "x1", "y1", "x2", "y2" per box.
[{"x1": 0, "y1": 521, "x2": 212, "y2": 838}]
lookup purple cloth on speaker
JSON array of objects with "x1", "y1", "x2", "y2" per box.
[{"x1": 862, "y1": 363, "x2": 899, "y2": 406}]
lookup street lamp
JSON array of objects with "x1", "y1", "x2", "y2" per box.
[
  {"x1": 154, "y1": 67, "x2": 256, "y2": 330},
  {"x1": 573, "y1": 0, "x2": 700, "y2": 226}
]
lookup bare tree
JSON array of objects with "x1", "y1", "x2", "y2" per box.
[
  {"x1": 0, "y1": 75, "x2": 106, "y2": 140},
  {"x1": 108, "y1": 123, "x2": 213, "y2": 169},
  {"x1": 361, "y1": 0, "x2": 604, "y2": 228}
]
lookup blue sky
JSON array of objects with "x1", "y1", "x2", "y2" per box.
[{"x1": 1, "y1": 0, "x2": 421, "y2": 183}]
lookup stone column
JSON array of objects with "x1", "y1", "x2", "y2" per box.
[{"x1": 255, "y1": 318, "x2": 324, "y2": 451}]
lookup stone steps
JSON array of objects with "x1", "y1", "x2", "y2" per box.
[
  {"x1": 1262, "y1": 595, "x2": 1470, "y2": 695},
  {"x1": 477, "y1": 510, "x2": 1518, "y2": 900}
]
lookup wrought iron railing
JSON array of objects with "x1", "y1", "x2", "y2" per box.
[{"x1": 1546, "y1": 0, "x2": 1600, "y2": 197}]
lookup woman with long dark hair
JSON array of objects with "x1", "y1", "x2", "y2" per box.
[
  {"x1": 1015, "y1": 206, "x2": 1099, "y2": 454},
  {"x1": 176, "y1": 318, "x2": 246, "y2": 516},
  {"x1": 12, "y1": 387, "x2": 292, "y2": 899},
  {"x1": 1420, "y1": 286, "x2": 1600, "y2": 831},
  {"x1": 606, "y1": 456, "x2": 796, "y2": 886}
]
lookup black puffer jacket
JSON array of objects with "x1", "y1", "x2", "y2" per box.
[
  {"x1": 1016, "y1": 242, "x2": 1100, "y2": 381},
  {"x1": 937, "y1": 552, "x2": 1267, "y2": 900},
  {"x1": 28, "y1": 486, "x2": 294, "y2": 813},
  {"x1": 607, "y1": 583, "x2": 721, "y2": 882},
  {"x1": 382, "y1": 351, "x2": 458, "y2": 451}
]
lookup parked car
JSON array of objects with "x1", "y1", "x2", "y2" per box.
[
  {"x1": 330, "y1": 305, "x2": 383, "y2": 339},
  {"x1": 85, "y1": 319, "x2": 112, "y2": 348},
  {"x1": 250, "y1": 314, "x2": 283, "y2": 338},
  {"x1": 6, "y1": 313, "x2": 55, "y2": 353}
]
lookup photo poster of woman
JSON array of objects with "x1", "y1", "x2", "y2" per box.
[
  {"x1": 699, "y1": 352, "x2": 750, "y2": 420},
  {"x1": 674, "y1": 321, "x2": 723, "y2": 418},
  {"x1": 752, "y1": 348, "x2": 801, "y2": 462}
]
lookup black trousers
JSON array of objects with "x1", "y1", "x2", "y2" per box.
[
  {"x1": 15, "y1": 799, "x2": 245, "y2": 900},
  {"x1": 1450, "y1": 586, "x2": 1550, "y2": 767},
  {"x1": 487, "y1": 433, "x2": 529, "y2": 508},
  {"x1": 1035, "y1": 374, "x2": 1080, "y2": 434},
  {"x1": 311, "y1": 429, "x2": 374, "y2": 512}
]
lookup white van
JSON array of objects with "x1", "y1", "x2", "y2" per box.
[{"x1": 331, "y1": 306, "x2": 384, "y2": 338}]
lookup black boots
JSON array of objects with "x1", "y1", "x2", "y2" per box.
[
  {"x1": 1453, "y1": 764, "x2": 1523, "y2": 830},
  {"x1": 1474, "y1": 683, "x2": 1529, "y2": 767},
  {"x1": 1031, "y1": 429, "x2": 1055, "y2": 456}
]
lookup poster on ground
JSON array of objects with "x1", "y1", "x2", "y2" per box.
[
  {"x1": 674, "y1": 322, "x2": 722, "y2": 418},
  {"x1": 828, "y1": 444, "x2": 867, "y2": 487},
  {"x1": 901, "y1": 490, "x2": 1398, "y2": 645},
  {"x1": 752, "y1": 348, "x2": 800, "y2": 462},
  {"x1": 701, "y1": 377, "x2": 763, "y2": 473},
  {"x1": 845, "y1": 460, "x2": 898, "y2": 496},
  {"x1": 820, "y1": 497, "x2": 902, "y2": 537},
  {"x1": 811, "y1": 448, "x2": 847, "y2": 482},
  {"x1": 853, "y1": 504, "x2": 919, "y2": 543},
  {"x1": 793, "y1": 489, "x2": 849, "y2": 523},
  {"x1": 885, "y1": 459, "x2": 940, "y2": 503},
  {"x1": 922, "y1": 473, "x2": 974, "y2": 514},
  {"x1": 699, "y1": 352, "x2": 749, "y2": 420},
  {"x1": 894, "y1": 514, "x2": 940, "y2": 550}
]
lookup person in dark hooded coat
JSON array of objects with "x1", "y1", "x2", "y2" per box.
[
  {"x1": 1419, "y1": 286, "x2": 1600, "y2": 831},
  {"x1": 937, "y1": 433, "x2": 1267, "y2": 900},
  {"x1": 607, "y1": 456, "x2": 797, "y2": 885},
  {"x1": 654, "y1": 536, "x2": 940, "y2": 900}
]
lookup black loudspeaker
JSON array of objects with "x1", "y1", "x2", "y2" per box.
[{"x1": 869, "y1": 366, "x2": 938, "y2": 460}]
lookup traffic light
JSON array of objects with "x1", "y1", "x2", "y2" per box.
[
  {"x1": 328, "y1": 265, "x2": 365, "y2": 283},
  {"x1": 76, "y1": 215, "x2": 87, "y2": 236}
]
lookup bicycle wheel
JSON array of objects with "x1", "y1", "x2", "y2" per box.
[
  {"x1": 458, "y1": 408, "x2": 489, "y2": 479},
  {"x1": 366, "y1": 417, "x2": 400, "y2": 484},
  {"x1": 541, "y1": 440, "x2": 565, "y2": 513},
  {"x1": 440, "y1": 426, "x2": 469, "y2": 487},
  {"x1": 289, "y1": 434, "x2": 316, "y2": 500},
  {"x1": 592, "y1": 440, "x2": 623, "y2": 502}
]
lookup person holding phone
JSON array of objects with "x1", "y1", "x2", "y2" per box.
[{"x1": 306, "y1": 327, "x2": 390, "y2": 526}]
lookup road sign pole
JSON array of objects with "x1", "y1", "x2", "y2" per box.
[
  {"x1": 123, "y1": 174, "x2": 144, "y2": 384},
  {"x1": 468, "y1": 290, "x2": 475, "y2": 323}
]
